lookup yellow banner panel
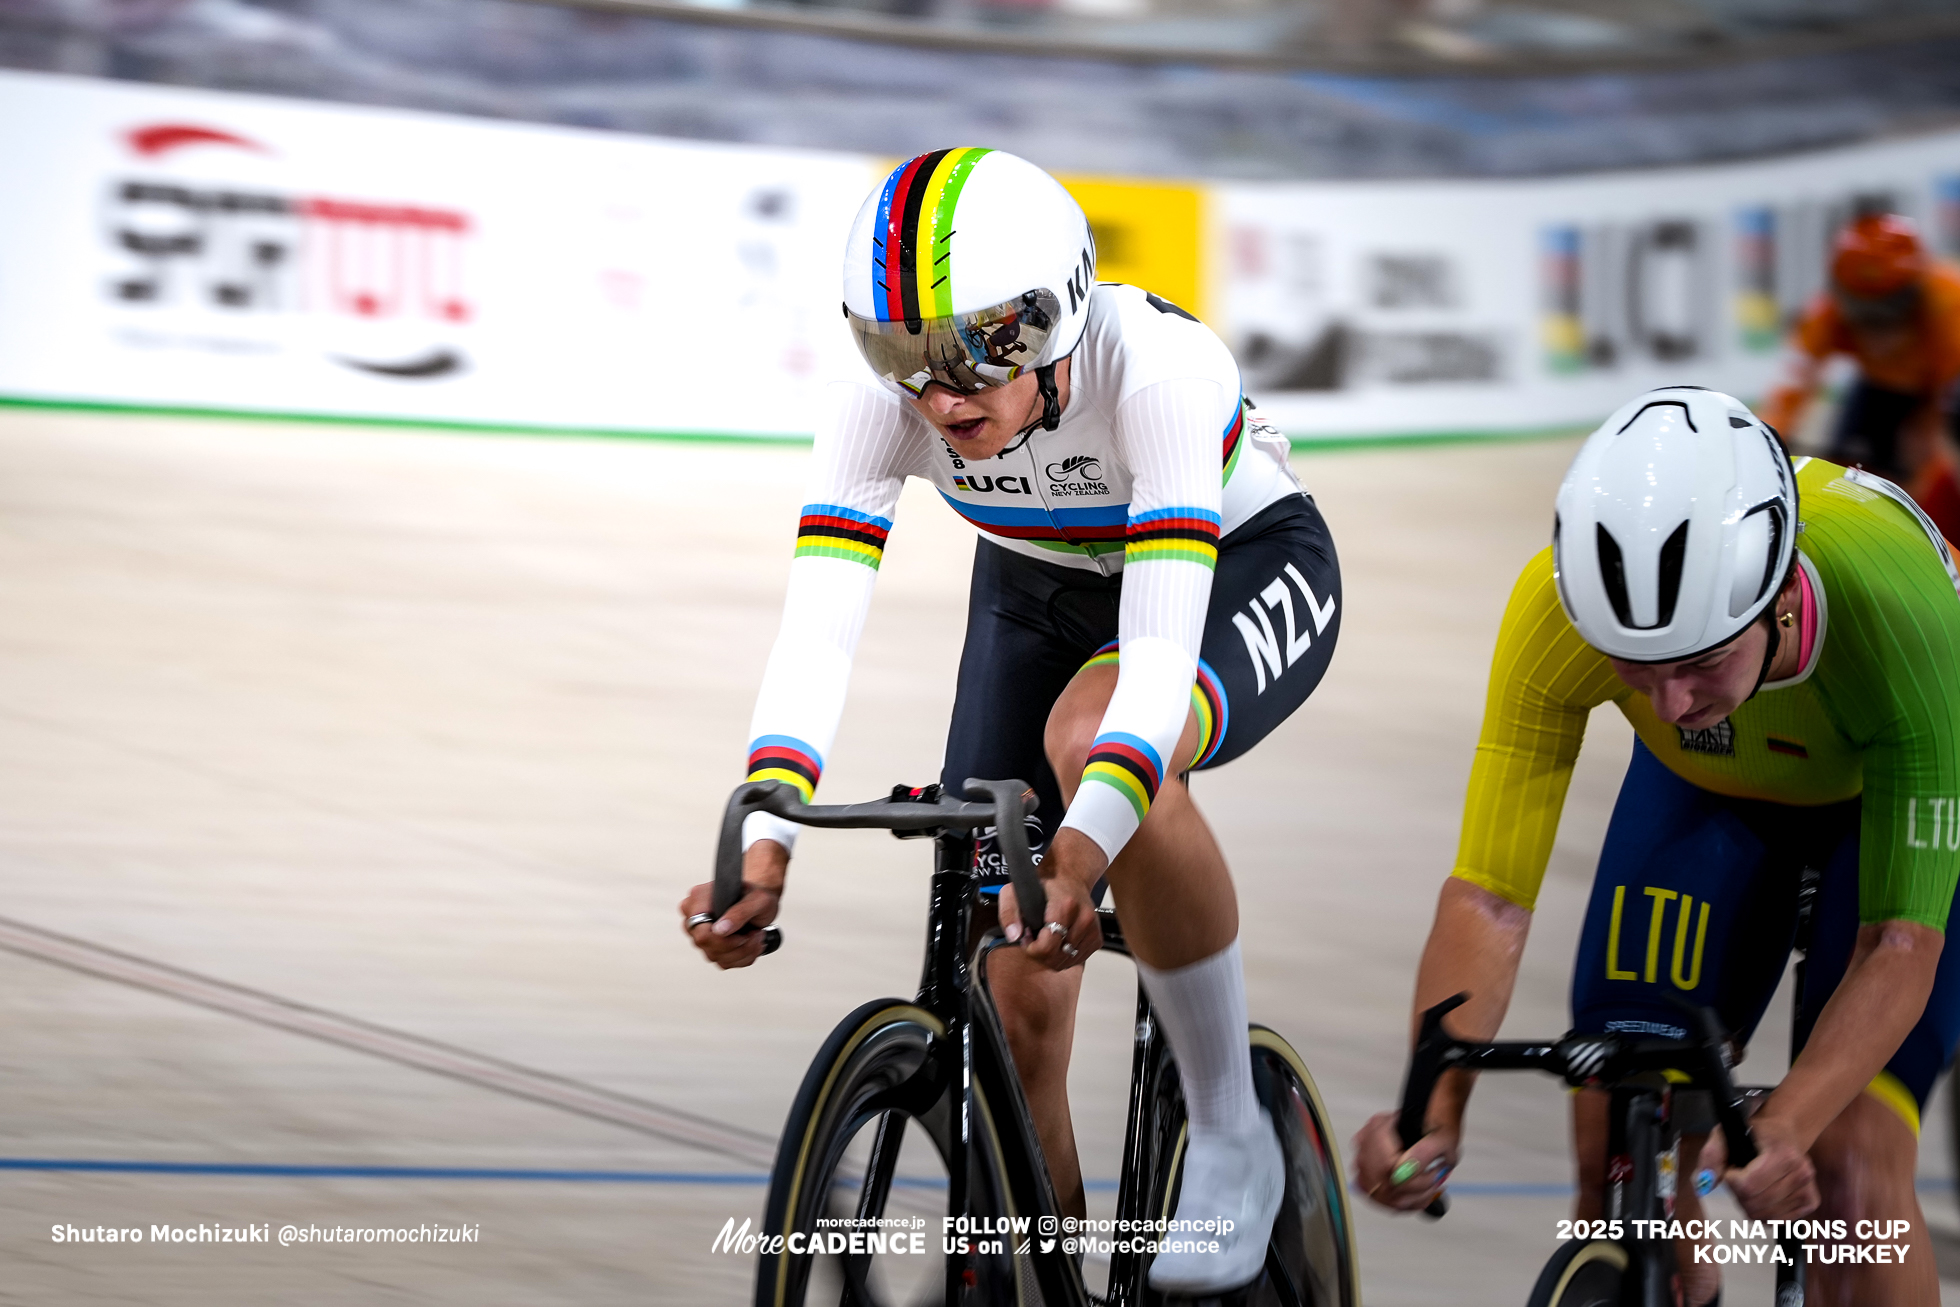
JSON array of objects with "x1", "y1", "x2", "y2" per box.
[{"x1": 1055, "y1": 174, "x2": 1207, "y2": 324}]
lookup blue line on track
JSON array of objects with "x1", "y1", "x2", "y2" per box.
[
  {"x1": 0, "y1": 1158, "x2": 1124, "y2": 1189},
  {"x1": 0, "y1": 1159, "x2": 1947, "y2": 1196}
]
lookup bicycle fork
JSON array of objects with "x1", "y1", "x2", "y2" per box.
[{"x1": 1106, "y1": 983, "x2": 1160, "y2": 1306}]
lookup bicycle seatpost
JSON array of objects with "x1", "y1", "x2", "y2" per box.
[{"x1": 1397, "y1": 992, "x2": 1469, "y2": 1219}]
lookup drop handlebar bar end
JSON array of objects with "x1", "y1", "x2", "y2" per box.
[{"x1": 1395, "y1": 993, "x2": 1468, "y2": 1220}]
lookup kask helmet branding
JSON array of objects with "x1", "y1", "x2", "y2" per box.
[
  {"x1": 843, "y1": 148, "x2": 1095, "y2": 399},
  {"x1": 1553, "y1": 386, "x2": 1797, "y2": 664}
]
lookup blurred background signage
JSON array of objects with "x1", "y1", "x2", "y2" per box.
[{"x1": 5, "y1": 0, "x2": 1960, "y2": 443}]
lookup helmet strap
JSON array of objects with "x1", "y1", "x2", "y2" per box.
[
  {"x1": 1747, "y1": 607, "x2": 1783, "y2": 700},
  {"x1": 1033, "y1": 363, "x2": 1062, "y2": 432},
  {"x1": 999, "y1": 362, "x2": 1065, "y2": 456}
]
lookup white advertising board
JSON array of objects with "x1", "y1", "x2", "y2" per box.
[
  {"x1": 0, "y1": 70, "x2": 874, "y2": 438},
  {"x1": 1221, "y1": 129, "x2": 1960, "y2": 438},
  {"x1": 6, "y1": 67, "x2": 1960, "y2": 443}
]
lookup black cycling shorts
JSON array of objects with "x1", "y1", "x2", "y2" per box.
[
  {"x1": 941, "y1": 493, "x2": 1340, "y2": 886},
  {"x1": 1570, "y1": 739, "x2": 1960, "y2": 1125}
]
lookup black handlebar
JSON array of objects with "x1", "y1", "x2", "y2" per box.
[
  {"x1": 711, "y1": 778, "x2": 1044, "y2": 957},
  {"x1": 1394, "y1": 994, "x2": 1467, "y2": 1218},
  {"x1": 1393, "y1": 993, "x2": 1758, "y2": 1220}
]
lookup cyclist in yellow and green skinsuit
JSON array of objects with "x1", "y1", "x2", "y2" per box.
[{"x1": 1356, "y1": 386, "x2": 1960, "y2": 1306}]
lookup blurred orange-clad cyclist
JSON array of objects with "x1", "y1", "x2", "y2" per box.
[{"x1": 1762, "y1": 212, "x2": 1960, "y2": 539}]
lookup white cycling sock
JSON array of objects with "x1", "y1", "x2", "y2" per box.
[{"x1": 1135, "y1": 939, "x2": 1258, "y2": 1138}]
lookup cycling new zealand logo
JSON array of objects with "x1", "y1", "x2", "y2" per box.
[
  {"x1": 1045, "y1": 454, "x2": 1110, "y2": 498},
  {"x1": 976, "y1": 814, "x2": 1048, "y2": 879}
]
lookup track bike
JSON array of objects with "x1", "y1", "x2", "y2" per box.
[
  {"x1": 1394, "y1": 995, "x2": 1804, "y2": 1307},
  {"x1": 709, "y1": 777, "x2": 1361, "y2": 1307}
]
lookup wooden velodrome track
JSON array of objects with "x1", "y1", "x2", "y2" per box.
[{"x1": 0, "y1": 407, "x2": 1954, "y2": 1304}]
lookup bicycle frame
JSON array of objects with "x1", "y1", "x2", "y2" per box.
[{"x1": 715, "y1": 779, "x2": 1184, "y2": 1307}]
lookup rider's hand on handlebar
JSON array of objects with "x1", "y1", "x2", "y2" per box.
[
  {"x1": 1000, "y1": 829, "x2": 1103, "y2": 972},
  {"x1": 680, "y1": 840, "x2": 786, "y2": 970},
  {"x1": 1353, "y1": 1111, "x2": 1459, "y2": 1213},
  {"x1": 1700, "y1": 1112, "x2": 1820, "y2": 1219}
]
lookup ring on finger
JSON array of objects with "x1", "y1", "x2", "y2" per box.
[
  {"x1": 1061, "y1": 941, "x2": 1080, "y2": 959},
  {"x1": 1043, "y1": 921, "x2": 1068, "y2": 940},
  {"x1": 685, "y1": 913, "x2": 715, "y2": 930}
]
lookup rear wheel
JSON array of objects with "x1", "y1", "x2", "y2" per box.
[
  {"x1": 1142, "y1": 1025, "x2": 1361, "y2": 1306},
  {"x1": 1526, "y1": 1238, "x2": 1628, "y2": 1307},
  {"x1": 756, "y1": 999, "x2": 1035, "y2": 1307}
]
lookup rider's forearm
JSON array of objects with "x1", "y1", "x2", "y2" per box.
[
  {"x1": 1413, "y1": 876, "x2": 1532, "y2": 1132},
  {"x1": 744, "y1": 839, "x2": 791, "y2": 893},
  {"x1": 1759, "y1": 919, "x2": 1942, "y2": 1151},
  {"x1": 1058, "y1": 379, "x2": 1225, "y2": 865}
]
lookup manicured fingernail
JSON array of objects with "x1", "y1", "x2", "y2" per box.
[
  {"x1": 1694, "y1": 1169, "x2": 1717, "y2": 1196},
  {"x1": 1390, "y1": 1159, "x2": 1419, "y2": 1186},
  {"x1": 712, "y1": 919, "x2": 734, "y2": 935},
  {"x1": 1005, "y1": 923, "x2": 1022, "y2": 943}
]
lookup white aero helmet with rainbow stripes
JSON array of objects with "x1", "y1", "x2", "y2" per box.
[{"x1": 843, "y1": 148, "x2": 1095, "y2": 399}]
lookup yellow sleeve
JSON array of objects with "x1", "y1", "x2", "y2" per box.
[{"x1": 1451, "y1": 548, "x2": 1624, "y2": 910}]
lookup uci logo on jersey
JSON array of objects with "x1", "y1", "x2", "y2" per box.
[{"x1": 952, "y1": 475, "x2": 1033, "y2": 495}]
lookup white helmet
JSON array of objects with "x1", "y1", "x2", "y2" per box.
[
  {"x1": 842, "y1": 148, "x2": 1095, "y2": 399},
  {"x1": 1553, "y1": 386, "x2": 1796, "y2": 663}
]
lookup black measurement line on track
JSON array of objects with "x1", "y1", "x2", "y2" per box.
[{"x1": 0, "y1": 914, "x2": 780, "y2": 1171}]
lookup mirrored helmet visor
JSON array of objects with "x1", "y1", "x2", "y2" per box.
[{"x1": 847, "y1": 288, "x2": 1061, "y2": 397}]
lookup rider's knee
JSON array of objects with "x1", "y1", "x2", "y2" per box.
[
  {"x1": 1043, "y1": 701, "x2": 1099, "y2": 783},
  {"x1": 988, "y1": 952, "x2": 1080, "y2": 1048},
  {"x1": 1810, "y1": 1090, "x2": 1919, "y2": 1213}
]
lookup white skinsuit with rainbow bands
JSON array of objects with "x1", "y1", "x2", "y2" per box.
[{"x1": 743, "y1": 281, "x2": 1301, "y2": 862}]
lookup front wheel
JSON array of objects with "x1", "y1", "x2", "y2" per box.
[
  {"x1": 1526, "y1": 1238, "x2": 1627, "y2": 1307},
  {"x1": 1143, "y1": 1025, "x2": 1362, "y2": 1307},
  {"x1": 756, "y1": 998, "x2": 1033, "y2": 1307}
]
